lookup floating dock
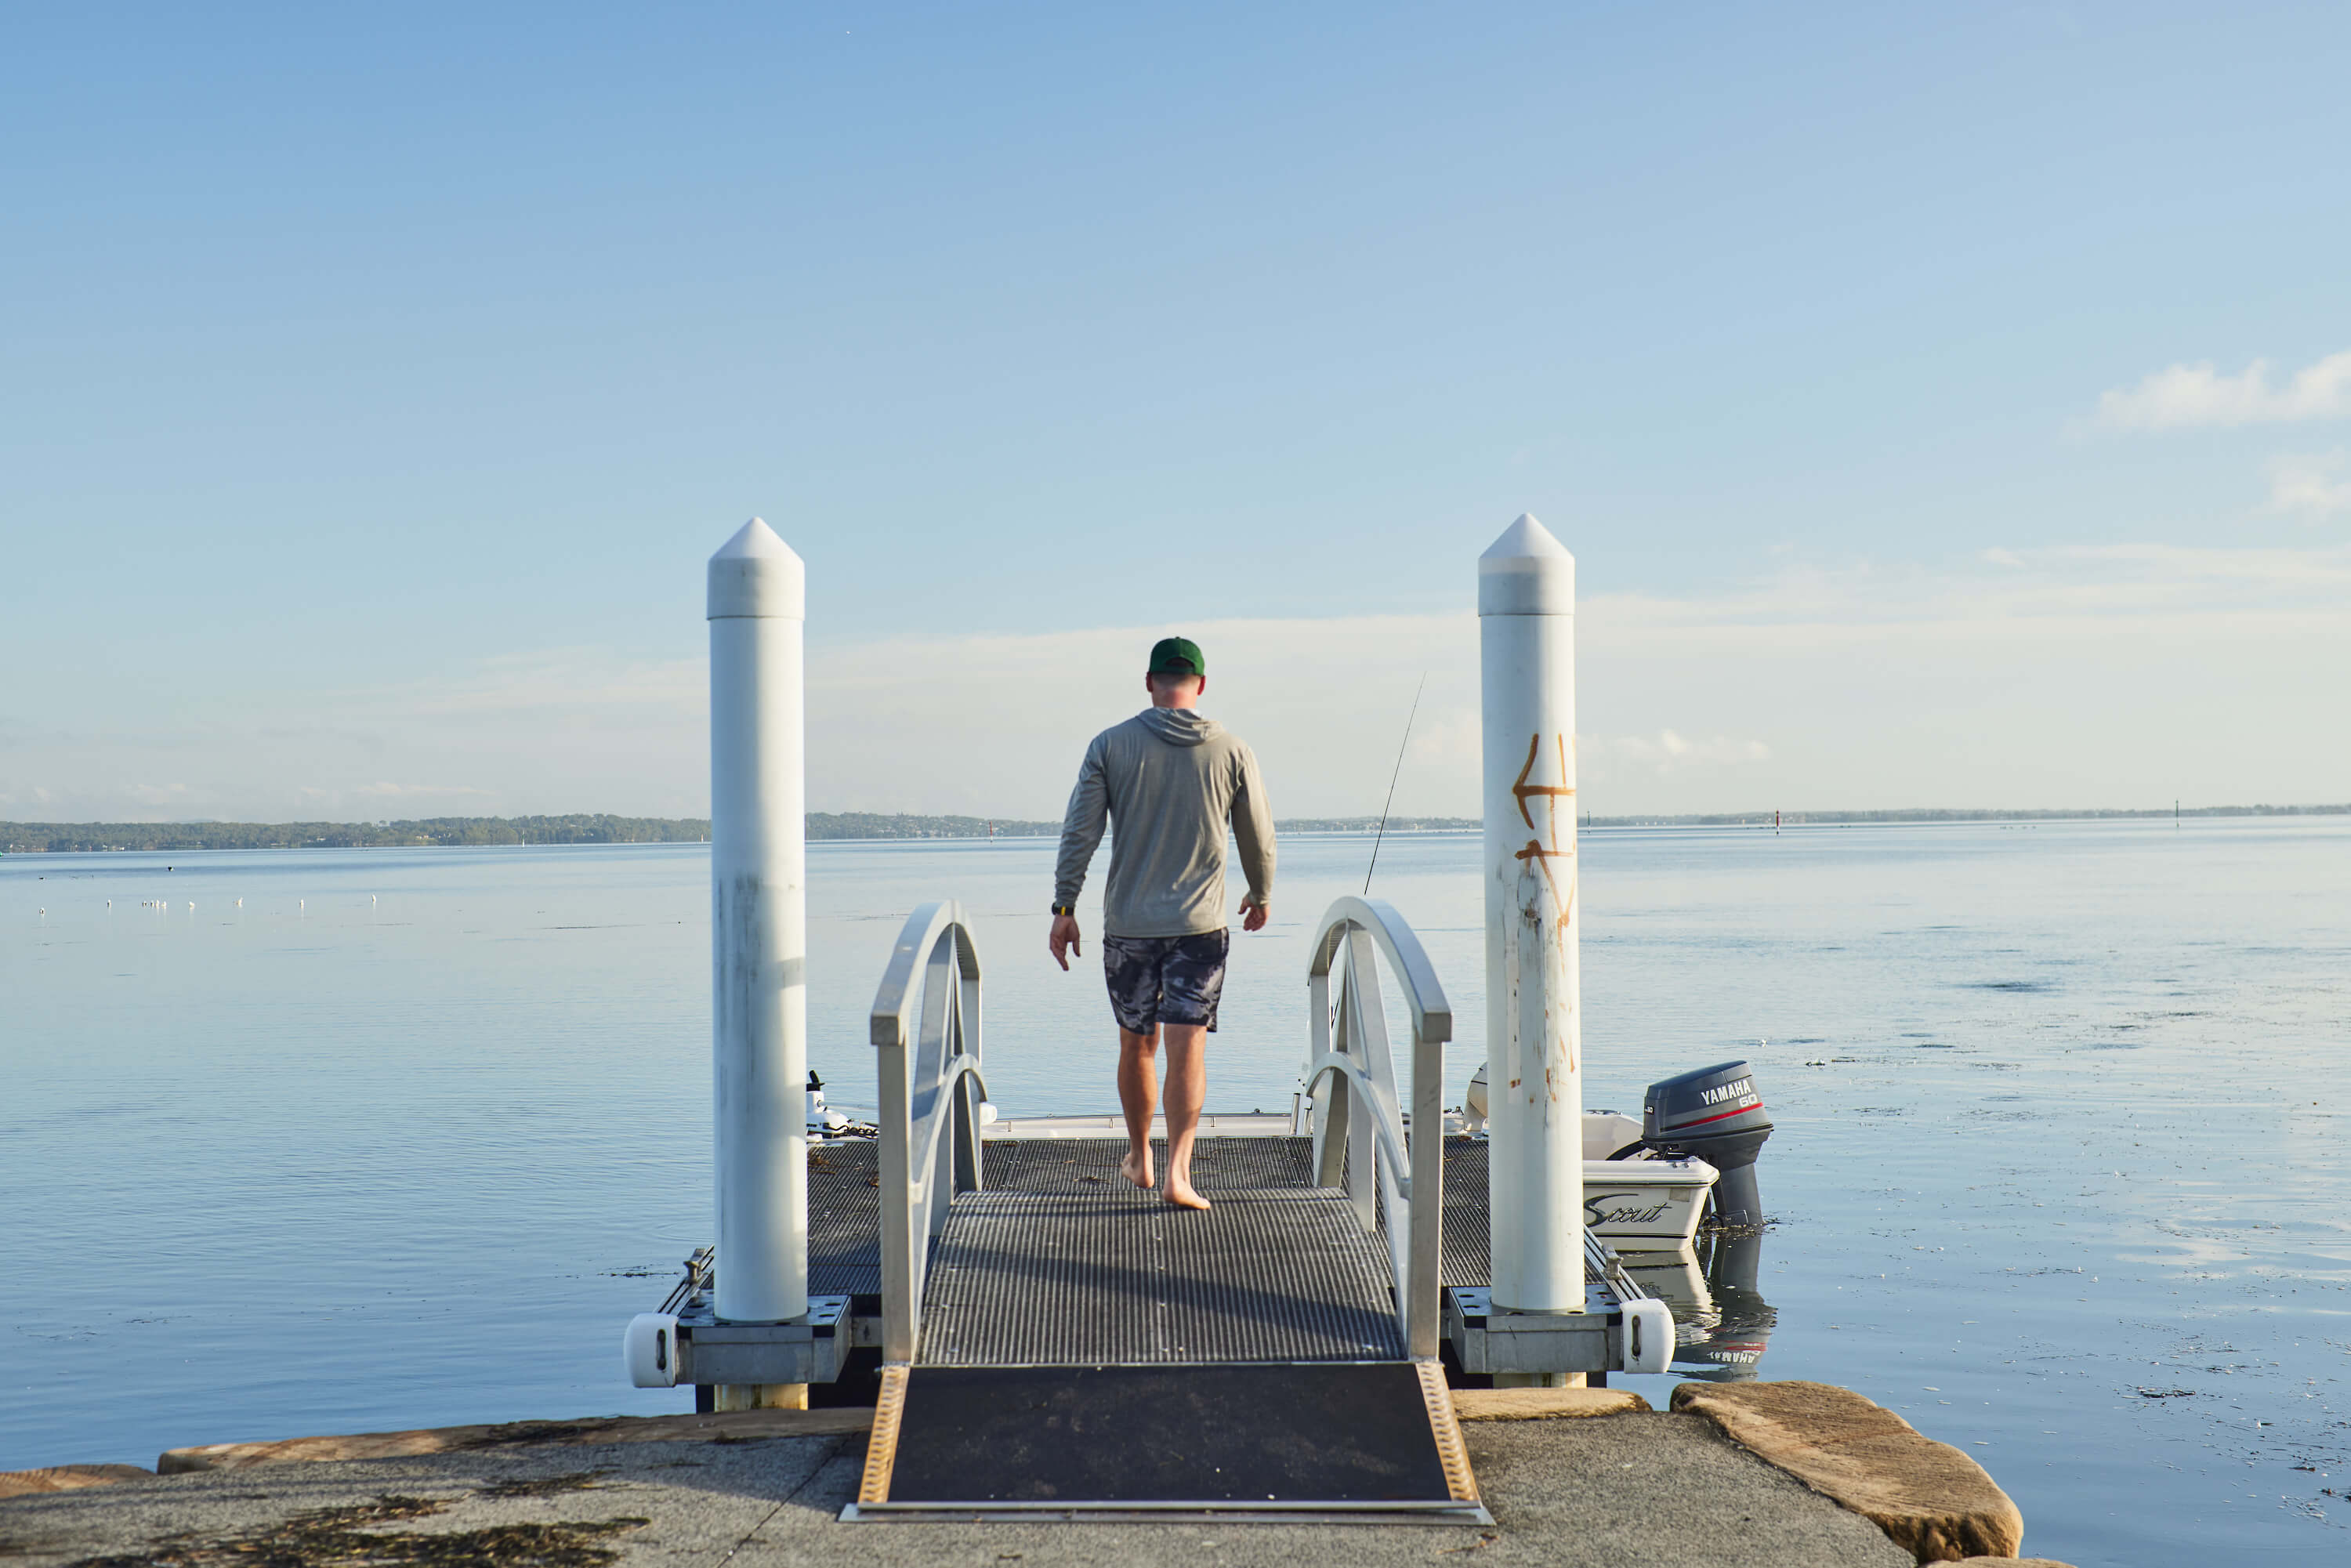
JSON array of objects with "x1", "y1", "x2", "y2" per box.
[
  {"x1": 623, "y1": 516, "x2": 1684, "y2": 1523},
  {"x1": 632, "y1": 895, "x2": 1675, "y2": 1523}
]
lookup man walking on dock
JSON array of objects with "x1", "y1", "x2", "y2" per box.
[{"x1": 1050, "y1": 637, "x2": 1276, "y2": 1211}]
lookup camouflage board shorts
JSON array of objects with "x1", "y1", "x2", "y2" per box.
[{"x1": 1101, "y1": 929, "x2": 1230, "y2": 1034}]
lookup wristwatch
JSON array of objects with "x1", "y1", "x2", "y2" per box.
[{"x1": 1051, "y1": 904, "x2": 1077, "y2": 917}]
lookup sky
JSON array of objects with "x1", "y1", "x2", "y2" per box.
[{"x1": 4, "y1": 2, "x2": 2346, "y2": 823}]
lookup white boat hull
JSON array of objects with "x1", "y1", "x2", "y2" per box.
[{"x1": 1580, "y1": 1156, "x2": 1718, "y2": 1250}]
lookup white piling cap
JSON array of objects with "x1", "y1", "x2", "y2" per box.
[
  {"x1": 1478, "y1": 512, "x2": 1575, "y2": 616},
  {"x1": 708, "y1": 517, "x2": 806, "y2": 620}
]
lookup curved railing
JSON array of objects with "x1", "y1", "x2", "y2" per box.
[
  {"x1": 1302, "y1": 896, "x2": 1453, "y2": 1360},
  {"x1": 869, "y1": 900, "x2": 991, "y2": 1363}
]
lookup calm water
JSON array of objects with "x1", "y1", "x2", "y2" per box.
[{"x1": 3, "y1": 820, "x2": 2346, "y2": 1564}]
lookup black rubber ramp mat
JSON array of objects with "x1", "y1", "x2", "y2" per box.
[{"x1": 849, "y1": 1361, "x2": 1487, "y2": 1523}]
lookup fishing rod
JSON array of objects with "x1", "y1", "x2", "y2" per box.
[{"x1": 1364, "y1": 673, "x2": 1427, "y2": 896}]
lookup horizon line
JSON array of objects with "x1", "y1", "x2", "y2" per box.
[{"x1": 5, "y1": 801, "x2": 2347, "y2": 856}]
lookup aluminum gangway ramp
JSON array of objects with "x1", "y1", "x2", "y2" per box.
[{"x1": 843, "y1": 900, "x2": 1488, "y2": 1525}]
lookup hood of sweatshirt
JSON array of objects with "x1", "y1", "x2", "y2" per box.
[{"x1": 1135, "y1": 707, "x2": 1222, "y2": 748}]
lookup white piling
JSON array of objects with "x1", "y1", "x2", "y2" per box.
[
  {"x1": 708, "y1": 518, "x2": 809, "y2": 1327},
  {"x1": 1479, "y1": 513, "x2": 1584, "y2": 1317}
]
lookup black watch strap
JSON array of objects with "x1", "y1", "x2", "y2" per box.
[{"x1": 1051, "y1": 903, "x2": 1077, "y2": 917}]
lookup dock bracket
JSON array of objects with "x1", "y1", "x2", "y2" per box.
[
  {"x1": 1446, "y1": 1287, "x2": 1612, "y2": 1375},
  {"x1": 672, "y1": 1294, "x2": 854, "y2": 1387},
  {"x1": 1445, "y1": 1277, "x2": 1672, "y2": 1376}
]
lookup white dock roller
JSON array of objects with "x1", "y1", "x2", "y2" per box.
[
  {"x1": 1621, "y1": 1299, "x2": 1673, "y2": 1374},
  {"x1": 625, "y1": 1313, "x2": 683, "y2": 1388}
]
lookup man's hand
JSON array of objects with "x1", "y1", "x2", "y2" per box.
[
  {"x1": 1240, "y1": 896, "x2": 1269, "y2": 933},
  {"x1": 1049, "y1": 913, "x2": 1083, "y2": 971}
]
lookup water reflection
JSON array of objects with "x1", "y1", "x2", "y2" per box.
[{"x1": 1623, "y1": 1227, "x2": 1777, "y2": 1382}]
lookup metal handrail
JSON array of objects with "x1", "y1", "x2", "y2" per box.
[
  {"x1": 1304, "y1": 896, "x2": 1453, "y2": 1360},
  {"x1": 1308, "y1": 896, "x2": 1454, "y2": 1045},
  {"x1": 1299, "y1": 1052, "x2": 1415, "y2": 1197},
  {"x1": 870, "y1": 899, "x2": 989, "y2": 1364}
]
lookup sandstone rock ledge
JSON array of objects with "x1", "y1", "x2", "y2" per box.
[
  {"x1": 157, "y1": 1406, "x2": 874, "y2": 1475},
  {"x1": 1672, "y1": 1380, "x2": 2029, "y2": 1563},
  {"x1": 1451, "y1": 1386, "x2": 1650, "y2": 1420},
  {"x1": 0, "y1": 1467, "x2": 153, "y2": 1502}
]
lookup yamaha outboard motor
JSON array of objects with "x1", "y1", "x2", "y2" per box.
[{"x1": 1643, "y1": 1060, "x2": 1772, "y2": 1227}]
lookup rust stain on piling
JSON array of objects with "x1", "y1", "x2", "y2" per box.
[{"x1": 1505, "y1": 733, "x2": 1579, "y2": 1091}]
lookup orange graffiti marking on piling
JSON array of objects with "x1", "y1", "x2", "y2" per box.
[{"x1": 1506, "y1": 733, "x2": 1580, "y2": 1082}]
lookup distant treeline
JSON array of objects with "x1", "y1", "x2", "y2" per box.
[
  {"x1": 0, "y1": 813, "x2": 1063, "y2": 852},
  {"x1": 0, "y1": 813, "x2": 1478, "y2": 852},
  {"x1": 5, "y1": 802, "x2": 2342, "y2": 854},
  {"x1": 1273, "y1": 817, "x2": 1480, "y2": 833},
  {"x1": 807, "y1": 813, "x2": 1061, "y2": 839},
  {"x1": 0, "y1": 815, "x2": 712, "y2": 853},
  {"x1": 1586, "y1": 804, "x2": 2350, "y2": 828},
  {"x1": 1263, "y1": 806, "x2": 2351, "y2": 830}
]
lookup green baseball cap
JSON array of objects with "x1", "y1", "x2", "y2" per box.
[{"x1": 1148, "y1": 636, "x2": 1204, "y2": 677}]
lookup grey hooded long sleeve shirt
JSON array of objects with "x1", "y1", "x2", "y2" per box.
[{"x1": 1052, "y1": 708, "x2": 1276, "y2": 940}]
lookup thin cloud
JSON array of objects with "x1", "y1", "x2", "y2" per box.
[
  {"x1": 383, "y1": 650, "x2": 702, "y2": 722},
  {"x1": 2268, "y1": 451, "x2": 2351, "y2": 520},
  {"x1": 351, "y1": 781, "x2": 494, "y2": 798},
  {"x1": 11, "y1": 541, "x2": 2348, "y2": 821},
  {"x1": 1588, "y1": 731, "x2": 1771, "y2": 771},
  {"x1": 1583, "y1": 541, "x2": 2351, "y2": 637},
  {"x1": 2095, "y1": 349, "x2": 2351, "y2": 430}
]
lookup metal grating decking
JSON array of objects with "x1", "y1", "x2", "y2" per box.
[
  {"x1": 809, "y1": 1139, "x2": 885, "y2": 1297},
  {"x1": 917, "y1": 1186, "x2": 1405, "y2": 1365},
  {"x1": 984, "y1": 1135, "x2": 1315, "y2": 1193},
  {"x1": 1438, "y1": 1135, "x2": 1492, "y2": 1291},
  {"x1": 802, "y1": 1132, "x2": 1496, "y2": 1356},
  {"x1": 807, "y1": 1135, "x2": 1320, "y2": 1302}
]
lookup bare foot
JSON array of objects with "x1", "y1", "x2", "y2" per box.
[
  {"x1": 1120, "y1": 1148, "x2": 1154, "y2": 1190},
  {"x1": 1161, "y1": 1177, "x2": 1211, "y2": 1211}
]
